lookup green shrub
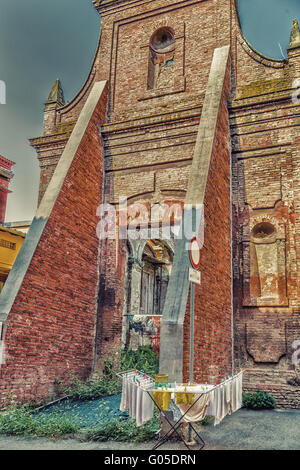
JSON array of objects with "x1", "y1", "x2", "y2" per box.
[
  {"x1": 0, "y1": 403, "x2": 80, "y2": 437},
  {"x1": 0, "y1": 398, "x2": 159, "y2": 441},
  {"x1": 242, "y1": 390, "x2": 277, "y2": 410},
  {"x1": 83, "y1": 415, "x2": 160, "y2": 443},
  {"x1": 121, "y1": 345, "x2": 159, "y2": 378},
  {"x1": 63, "y1": 371, "x2": 122, "y2": 401},
  {"x1": 64, "y1": 345, "x2": 159, "y2": 401}
]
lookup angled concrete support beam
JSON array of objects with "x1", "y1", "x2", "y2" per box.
[
  {"x1": 159, "y1": 45, "x2": 231, "y2": 382},
  {"x1": 0, "y1": 81, "x2": 107, "y2": 323}
]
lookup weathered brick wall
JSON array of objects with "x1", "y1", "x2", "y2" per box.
[
  {"x1": 94, "y1": 236, "x2": 128, "y2": 368},
  {"x1": 0, "y1": 84, "x2": 108, "y2": 406},
  {"x1": 230, "y1": 1, "x2": 300, "y2": 403},
  {"x1": 22, "y1": 0, "x2": 300, "y2": 406},
  {"x1": 31, "y1": 131, "x2": 73, "y2": 205},
  {"x1": 243, "y1": 367, "x2": 300, "y2": 409},
  {"x1": 31, "y1": 0, "x2": 233, "y2": 202},
  {"x1": 91, "y1": 0, "x2": 232, "y2": 364},
  {"x1": 98, "y1": 0, "x2": 231, "y2": 122},
  {"x1": 183, "y1": 56, "x2": 232, "y2": 385}
]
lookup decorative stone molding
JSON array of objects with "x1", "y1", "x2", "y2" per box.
[
  {"x1": 242, "y1": 215, "x2": 288, "y2": 307},
  {"x1": 245, "y1": 315, "x2": 287, "y2": 364}
]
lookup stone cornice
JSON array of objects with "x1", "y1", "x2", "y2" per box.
[
  {"x1": 103, "y1": 104, "x2": 202, "y2": 134},
  {"x1": 230, "y1": 89, "x2": 296, "y2": 111},
  {"x1": 30, "y1": 133, "x2": 70, "y2": 151},
  {"x1": 93, "y1": 0, "x2": 211, "y2": 17}
]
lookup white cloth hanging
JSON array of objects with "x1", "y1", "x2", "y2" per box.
[
  {"x1": 119, "y1": 374, "x2": 154, "y2": 426},
  {"x1": 213, "y1": 385, "x2": 225, "y2": 426},
  {"x1": 120, "y1": 375, "x2": 129, "y2": 411},
  {"x1": 225, "y1": 381, "x2": 232, "y2": 415},
  {"x1": 206, "y1": 372, "x2": 243, "y2": 426},
  {"x1": 177, "y1": 392, "x2": 211, "y2": 423},
  {"x1": 206, "y1": 387, "x2": 217, "y2": 417},
  {"x1": 232, "y1": 371, "x2": 243, "y2": 413},
  {"x1": 136, "y1": 386, "x2": 143, "y2": 426},
  {"x1": 139, "y1": 385, "x2": 154, "y2": 426},
  {"x1": 129, "y1": 381, "x2": 137, "y2": 419}
]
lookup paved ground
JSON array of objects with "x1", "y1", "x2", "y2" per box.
[{"x1": 1, "y1": 408, "x2": 300, "y2": 450}]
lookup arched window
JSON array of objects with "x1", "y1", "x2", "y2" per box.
[
  {"x1": 250, "y1": 222, "x2": 278, "y2": 299},
  {"x1": 147, "y1": 27, "x2": 175, "y2": 90},
  {"x1": 140, "y1": 240, "x2": 173, "y2": 315}
]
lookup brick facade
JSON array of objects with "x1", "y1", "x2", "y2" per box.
[
  {"x1": 0, "y1": 0, "x2": 300, "y2": 406},
  {"x1": 0, "y1": 83, "x2": 108, "y2": 405},
  {"x1": 230, "y1": 5, "x2": 300, "y2": 405},
  {"x1": 183, "y1": 55, "x2": 232, "y2": 385}
]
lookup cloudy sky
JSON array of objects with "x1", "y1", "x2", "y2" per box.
[{"x1": 0, "y1": 0, "x2": 299, "y2": 222}]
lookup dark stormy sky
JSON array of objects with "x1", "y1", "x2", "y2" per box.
[{"x1": 0, "y1": 0, "x2": 299, "y2": 222}]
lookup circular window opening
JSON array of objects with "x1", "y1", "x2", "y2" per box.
[
  {"x1": 252, "y1": 222, "x2": 275, "y2": 239},
  {"x1": 150, "y1": 27, "x2": 175, "y2": 51}
]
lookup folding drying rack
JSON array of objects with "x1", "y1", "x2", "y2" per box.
[{"x1": 117, "y1": 369, "x2": 217, "y2": 451}]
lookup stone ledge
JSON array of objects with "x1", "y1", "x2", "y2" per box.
[{"x1": 137, "y1": 77, "x2": 186, "y2": 101}]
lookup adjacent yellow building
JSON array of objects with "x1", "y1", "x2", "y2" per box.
[
  {"x1": 0, "y1": 225, "x2": 25, "y2": 292},
  {"x1": 0, "y1": 153, "x2": 31, "y2": 292}
]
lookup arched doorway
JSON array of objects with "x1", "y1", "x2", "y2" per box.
[{"x1": 124, "y1": 239, "x2": 173, "y2": 353}]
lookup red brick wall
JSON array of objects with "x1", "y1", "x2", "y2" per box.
[
  {"x1": 94, "y1": 235, "x2": 128, "y2": 368},
  {"x1": 23, "y1": 0, "x2": 300, "y2": 405},
  {"x1": 0, "y1": 84, "x2": 108, "y2": 406},
  {"x1": 230, "y1": 1, "x2": 300, "y2": 398},
  {"x1": 183, "y1": 58, "x2": 232, "y2": 385}
]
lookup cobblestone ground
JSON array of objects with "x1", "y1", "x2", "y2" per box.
[{"x1": 1, "y1": 408, "x2": 300, "y2": 450}]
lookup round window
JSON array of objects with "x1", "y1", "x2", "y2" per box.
[{"x1": 150, "y1": 27, "x2": 175, "y2": 51}]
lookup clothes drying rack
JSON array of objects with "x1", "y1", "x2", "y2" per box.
[{"x1": 117, "y1": 369, "x2": 242, "y2": 451}]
